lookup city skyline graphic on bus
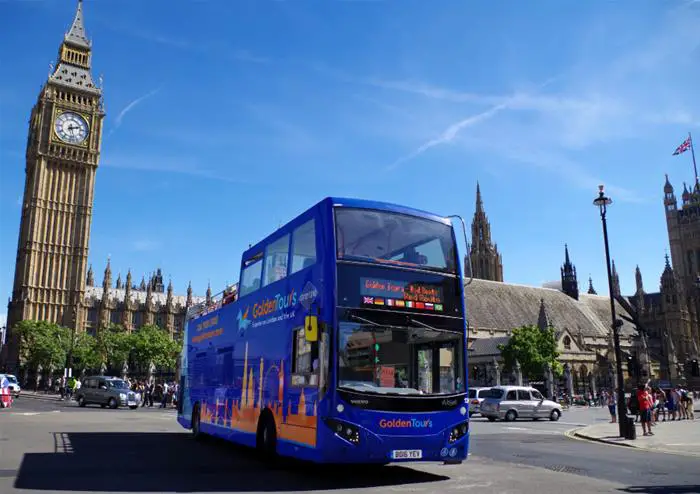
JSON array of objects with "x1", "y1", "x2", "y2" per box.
[{"x1": 199, "y1": 341, "x2": 318, "y2": 448}]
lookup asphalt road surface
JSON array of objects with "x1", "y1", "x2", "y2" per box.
[{"x1": 1, "y1": 398, "x2": 698, "y2": 494}]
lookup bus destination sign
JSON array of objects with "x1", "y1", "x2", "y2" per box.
[{"x1": 360, "y1": 277, "x2": 444, "y2": 312}]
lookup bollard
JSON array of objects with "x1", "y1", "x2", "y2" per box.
[{"x1": 624, "y1": 415, "x2": 636, "y2": 440}]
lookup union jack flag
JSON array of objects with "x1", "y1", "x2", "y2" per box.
[{"x1": 673, "y1": 137, "x2": 692, "y2": 156}]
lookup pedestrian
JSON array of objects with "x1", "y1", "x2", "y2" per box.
[
  {"x1": 636, "y1": 384, "x2": 654, "y2": 436},
  {"x1": 608, "y1": 389, "x2": 617, "y2": 423}
]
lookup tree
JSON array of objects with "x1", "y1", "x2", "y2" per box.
[
  {"x1": 94, "y1": 324, "x2": 131, "y2": 372},
  {"x1": 14, "y1": 320, "x2": 70, "y2": 371},
  {"x1": 131, "y1": 324, "x2": 180, "y2": 371},
  {"x1": 497, "y1": 325, "x2": 562, "y2": 380},
  {"x1": 71, "y1": 332, "x2": 101, "y2": 372}
]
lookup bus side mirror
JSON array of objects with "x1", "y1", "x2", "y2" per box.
[{"x1": 305, "y1": 315, "x2": 318, "y2": 342}]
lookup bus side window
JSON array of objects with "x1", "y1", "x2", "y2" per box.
[
  {"x1": 291, "y1": 327, "x2": 319, "y2": 387},
  {"x1": 290, "y1": 219, "x2": 316, "y2": 274},
  {"x1": 240, "y1": 259, "x2": 263, "y2": 297}
]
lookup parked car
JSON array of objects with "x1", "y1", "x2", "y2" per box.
[
  {"x1": 480, "y1": 385, "x2": 562, "y2": 422},
  {"x1": 0, "y1": 373, "x2": 21, "y2": 397},
  {"x1": 74, "y1": 376, "x2": 139, "y2": 409},
  {"x1": 467, "y1": 387, "x2": 491, "y2": 416}
]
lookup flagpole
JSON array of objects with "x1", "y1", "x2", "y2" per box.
[{"x1": 690, "y1": 132, "x2": 698, "y2": 186}]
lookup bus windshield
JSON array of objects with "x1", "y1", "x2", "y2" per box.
[
  {"x1": 337, "y1": 322, "x2": 465, "y2": 396},
  {"x1": 335, "y1": 208, "x2": 457, "y2": 273}
]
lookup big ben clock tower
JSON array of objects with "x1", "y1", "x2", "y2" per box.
[{"x1": 3, "y1": 0, "x2": 104, "y2": 371}]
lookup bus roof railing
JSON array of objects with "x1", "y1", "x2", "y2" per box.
[{"x1": 186, "y1": 283, "x2": 238, "y2": 321}]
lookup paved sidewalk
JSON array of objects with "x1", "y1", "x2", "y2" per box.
[{"x1": 573, "y1": 417, "x2": 700, "y2": 457}]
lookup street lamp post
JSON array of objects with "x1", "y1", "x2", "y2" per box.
[{"x1": 593, "y1": 185, "x2": 629, "y2": 438}]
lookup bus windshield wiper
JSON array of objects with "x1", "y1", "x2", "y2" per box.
[
  {"x1": 409, "y1": 318, "x2": 453, "y2": 334},
  {"x1": 350, "y1": 314, "x2": 382, "y2": 327}
]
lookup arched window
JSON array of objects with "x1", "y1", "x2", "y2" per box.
[{"x1": 563, "y1": 336, "x2": 571, "y2": 350}]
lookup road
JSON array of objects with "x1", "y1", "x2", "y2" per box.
[{"x1": 1, "y1": 397, "x2": 698, "y2": 494}]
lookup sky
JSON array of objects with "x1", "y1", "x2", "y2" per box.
[{"x1": 1, "y1": 0, "x2": 699, "y2": 323}]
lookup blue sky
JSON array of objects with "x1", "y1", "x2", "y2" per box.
[{"x1": 1, "y1": 0, "x2": 699, "y2": 326}]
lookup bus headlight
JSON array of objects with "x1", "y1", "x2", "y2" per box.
[
  {"x1": 324, "y1": 418, "x2": 360, "y2": 445},
  {"x1": 448, "y1": 421, "x2": 469, "y2": 443}
]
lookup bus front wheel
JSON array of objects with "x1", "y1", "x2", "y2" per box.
[{"x1": 256, "y1": 413, "x2": 277, "y2": 461}]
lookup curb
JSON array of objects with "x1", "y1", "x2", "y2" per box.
[
  {"x1": 16, "y1": 393, "x2": 60, "y2": 401},
  {"x1": 566, "y1": 427, "x2": 700, "y2": 458}
]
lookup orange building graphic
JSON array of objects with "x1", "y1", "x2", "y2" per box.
[{"x1": 200, "y1": 342, "x2": 318, "y2": 447}]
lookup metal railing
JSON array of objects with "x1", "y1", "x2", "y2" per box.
[{"x1": 185, "y1": 283, "x2": 238, "y2": 321}]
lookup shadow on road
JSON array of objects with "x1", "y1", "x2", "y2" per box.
[
  {"x1": 14, "y1": 432, "x2": 449, "y2": 492},
  {"x1": 619, "y1": 487, "x2": 700, "y2": 494}
]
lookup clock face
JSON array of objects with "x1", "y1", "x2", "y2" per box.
[{"x1": 54, "y1": 111, "x2": 89, "y2": 144}]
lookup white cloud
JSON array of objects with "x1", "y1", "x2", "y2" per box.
[
  {"x1": 113, "y1": 87, "x2": 161, "y2": 129},
  {"x1": 101, "y1": 154, "x2": 255, "y2": 184},
  {"x1": 332, "y1": 5, "x2": 700, "y2": 198}
]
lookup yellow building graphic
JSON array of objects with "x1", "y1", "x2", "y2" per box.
[{"x1": 200, "y1": 342, "x2": 318, "y2": 447}]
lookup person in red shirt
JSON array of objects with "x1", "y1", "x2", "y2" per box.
[{"x1": 636, "y1": 384, "x2": 654, "y2": 436}]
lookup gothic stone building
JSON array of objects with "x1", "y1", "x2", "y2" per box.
[
  {"x1": 1, "y1": 2, "x2": 201, "y2": 372},
  {"x1": 626, "y1": 177, "x2": 700, "y2": 383},
  {"x1": 83, "y1": 263, "x2": 206, "y2": 338},
  {"x1": 463, "y1": 184, "x2": 686, "y2": 392}
]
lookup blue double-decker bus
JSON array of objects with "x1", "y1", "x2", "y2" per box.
[{"x1": 177, "y1": 197, "x2": 470, "y2": 464}]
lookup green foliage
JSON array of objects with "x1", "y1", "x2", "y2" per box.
[
  {"x1": 95, "y1": 323, "x2": 131, "y2": 370},
  {"x1": 131, "y1": 324, "x2": 180, "y2": 370},
  {"x1": 14, "y1": 320, "x2": 70, "y2": 370},
  {"x1": 15, "y1": 320, "x2": 180, "y2": 374},
  {"x1": 71, "y1": 332, "x2": 101, "y2": 371},
  {"x1": 497, "y1": 325, "x2": 562, "y2": 380}
]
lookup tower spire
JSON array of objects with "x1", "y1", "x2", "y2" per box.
[
  {"x1": 469, "y1": 182, "x2": 503, "y2": 282},
  {"x1": 65, "y1": 0, "x2": 90, "y2": 49},
  {"x1": 475, "y1": 181, "x2": 484, "y2": 214},
  {"x1": 611, "y1": 260, "x2": 621, "y2": 297},
  {"x1": 587, "y1": 276, "x2": 597, "y2": 295},
  {"x1": 561, "y1": 244, "x2": 579, "y2": 300}
]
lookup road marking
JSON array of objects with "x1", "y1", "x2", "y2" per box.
[{"x1": 505, "y1": 426, "x2": 529, "y2": 431}]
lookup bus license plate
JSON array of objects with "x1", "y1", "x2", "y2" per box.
[{"x1": 391, "y1": 449, "x2": 422, "y2": 459}]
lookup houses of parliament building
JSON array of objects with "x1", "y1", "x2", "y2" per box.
[
  {"x1": 1, "y1": 2, "x2": 204, "y2": 372},
  {"x1": 2, "y1": 2, "x2": 698, "y2": 389}
]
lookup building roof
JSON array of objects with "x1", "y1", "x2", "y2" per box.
[
  {"x1": 464, "y1": 278, "x2": 638, "y2": 338},
  {"x1": 64, "y1": 0, "x2": 90, "y2": 49},
  {"x1": 469, "y1": 336, "x2": 510, "y2": 357},
  {"x1": 84, "y1": 286, "x2": 205, "y2": 309}
]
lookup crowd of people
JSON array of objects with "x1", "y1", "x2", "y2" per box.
[{"x1": 599, "y1": 383, "x2": 696, "y2": 436}]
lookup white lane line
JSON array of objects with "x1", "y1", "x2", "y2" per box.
[{"x1": 505, "y1": 426, "x2": 529, "y2": 431}]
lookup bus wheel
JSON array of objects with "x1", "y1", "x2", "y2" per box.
[
  {"x1": 256, "y1": 413, "x2": 277, "y2": 461},
  {"x1": 192, "y1": 404, "x2": 203, "y2": 440}
]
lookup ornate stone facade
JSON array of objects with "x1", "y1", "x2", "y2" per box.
[
  {"x1": 627, "y1": 176, "x2": 700, "y2": 384},
  {"x1": 465, "y1": 183, "x2": 504, "y2": 282},
  {"x1": 3, "y1": 1, "x2": 104, "y2": 370},
  {"x1": 82, "y1": 261, "x2": 206, "y2": 338}
]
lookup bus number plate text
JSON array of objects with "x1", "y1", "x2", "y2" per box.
[{"x1": 391, "y1": 449, "x2": 422, "y2": 459}]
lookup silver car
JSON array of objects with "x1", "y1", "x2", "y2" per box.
[
  {"x1": 467, "y1": 387, "x2": 491, "y2": 416},
  {"x1": 479, "y1": 385, "x2": 562, "y2": 422}
]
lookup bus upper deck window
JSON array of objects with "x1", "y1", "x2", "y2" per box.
[{"x1": 291, "y1": 220, "x2": 317, "y2": 274}]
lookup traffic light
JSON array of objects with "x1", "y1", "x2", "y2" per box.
[
  {"x1": 373, "y1": 343, "x2": 380, "y2": 364},
  {"x1": 692, "y1": 359, "x2": 699, "y2": 377}
]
